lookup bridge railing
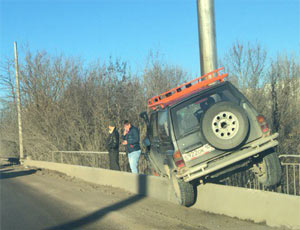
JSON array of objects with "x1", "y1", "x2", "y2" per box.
[
  {"x1": 223, "y1": 154, "x2": 300, "y2": 196},
  {"x1": 32, "y1": 150, "x2": 150, "y2": 174},
  {"x1": 278, "y1": 155, "x2": 300, "y2": 196}
]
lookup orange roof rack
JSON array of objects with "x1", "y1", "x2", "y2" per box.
[{"x1": 147, "y1": 67, "x2": 228, "y2": 110}]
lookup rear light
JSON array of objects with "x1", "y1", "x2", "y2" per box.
[
  {"x1": 173, "y1": 150, "x2": 185, "y2": 168},
  {"x1": 257, "y1": 115, "x2": 265, "y2": 123},
  {"x1": 175, "y1": 159, "x2": 185, "y2": 168},
  {"x1": 257, "y1": 115, "x2": 269, "y2": 134},
  {"x1": 261, "y1": 124, "x2": 269, "y2": 133}
]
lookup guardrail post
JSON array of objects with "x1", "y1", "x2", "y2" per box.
[
  {"x1": 286, "y1": 165, "x2": 289, "y2": 194},
  {"x1": 71, "y1": 152, "x2": 74, "y2": 165},
  {"x1": 60, "y1": 152, "x2": 63, "y2": 163},
  {"x1": 293, "y1": 165, "x2": 296, "y2": 195}
]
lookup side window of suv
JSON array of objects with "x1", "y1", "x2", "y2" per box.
[{"x1": 157, "y1": 111, "x2": 171, "y2": 142}]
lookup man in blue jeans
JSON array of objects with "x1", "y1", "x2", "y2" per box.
[{"x1": 122, "y1": 120, "x2": 141, "y2": 173}]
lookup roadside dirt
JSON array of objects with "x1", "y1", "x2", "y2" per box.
[{"x1": 1, "y1": 163, "x2": 287, "y2": 230}]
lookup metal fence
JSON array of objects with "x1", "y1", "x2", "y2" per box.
[
  {"x1": 32, "y1": 150, "x2": 150, "y2": 174},
  {"x1": 223, "y1": 155, "x2": 300, "y2": 196},
  {"x1": 278, "y1": 155, "x2": 300, "y2": 196},
  {"x1": 30, "y1": 151, "x2": 300, "y2": 196}
]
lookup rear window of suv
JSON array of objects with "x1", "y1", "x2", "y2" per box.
[{"x1": 171, "y1": 84, "x2": 240, "y2": 139}]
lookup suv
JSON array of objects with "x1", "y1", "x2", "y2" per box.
[{"x1": 140, "y1": 68, "x2": 282, "y2": 207}]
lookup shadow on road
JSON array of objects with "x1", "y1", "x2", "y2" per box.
[
  {"x1": 45, "y1": 174, "x2": 148, "y2": 230},
  {"x1": 0, "y1": 157, "x2": 20, "y2": 169},
  {"x1": 0, "y1": 168, "x2": 14, "y2": 173},
  {"x1": 0, "y1": 168, "x2": 37, "y2": 180},
  {"x1": 0, "y1": 164, "x2": 13, "y2": 169}
]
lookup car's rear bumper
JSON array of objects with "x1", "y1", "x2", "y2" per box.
[{"x1": 177, "y1": 133, "x2": 279, "y2": 182}]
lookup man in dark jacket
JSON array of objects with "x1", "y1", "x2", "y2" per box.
[
  {"x1": 122, "y1": 120, "x2": 141, "y2": 173},
  {"x1": 106, "y1": 121, "x2": 120, "y2": 171}
]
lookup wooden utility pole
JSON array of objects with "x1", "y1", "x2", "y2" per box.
[{"x1": 14, "y1": 42, "x2": 24, "y2": 162}]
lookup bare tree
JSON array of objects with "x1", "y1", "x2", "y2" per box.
[
  {"x1": 143, "y1": 51, "x2": 188, "y2": 100},
  {"x1": 3, "y1": 45, "x2": 297, "y2": 164},
  {"x1": 266, "y1": 54, "x2": 300, "y2": 155}
]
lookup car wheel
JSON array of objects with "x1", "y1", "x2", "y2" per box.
[
  {"x1": 171, "y1": 172, "x2": 195, "y2": 207},
  {"x1": 201, "y1": 101, "x2": 249, "y2": 150},
  {"x1": 255, "y1": 149, "x2": 282, "y2": 187}
]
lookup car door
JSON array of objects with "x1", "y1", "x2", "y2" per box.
[
  {"x1": 156, "y1": 111, "x2": 174, "y2": 169},
  {"x1": 149, "y1": 112, "x2": 162, "y2": 172}
]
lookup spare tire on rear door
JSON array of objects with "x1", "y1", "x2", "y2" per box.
[{"x1": 201, "y1": 101, "x2": 249, "y2": 150}]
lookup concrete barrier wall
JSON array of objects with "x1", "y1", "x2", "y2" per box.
[
  {"x1": 24, "y1": 160, "x2": 300, "y2": 230},
  {"x1": 195, "y1": 183, "x2": 300, "y2": 229},
  {"x1": 23, "y1": 160, "x2": 177, "y2": 203}
]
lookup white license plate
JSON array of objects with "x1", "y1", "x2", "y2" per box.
[{"x1": 182, "y1": 144, "x2": 215, "y2": 162}]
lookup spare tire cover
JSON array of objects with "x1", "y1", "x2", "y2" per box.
[{"x1": 201, "y1": 101, "x2": 249, "y2": 150}]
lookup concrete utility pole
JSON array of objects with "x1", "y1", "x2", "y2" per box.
[
  {"x1": 14, "y1": 42, "x2": 24, "y2": 162},
  {"x1": 197, "y1": 0, "x2": 218, "y2": 77}
]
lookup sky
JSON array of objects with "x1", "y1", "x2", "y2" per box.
[{"x1": 0, "y1": 0, "x2": 299, "y2": 77}]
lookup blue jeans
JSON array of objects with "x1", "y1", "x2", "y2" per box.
[{"x1": 128, "y1": 150, "x2": 141, "y2": 173}]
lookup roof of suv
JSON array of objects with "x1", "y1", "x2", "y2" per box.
[{"x1": 147, "y1": 67, "x2": 228, "y2": 111}]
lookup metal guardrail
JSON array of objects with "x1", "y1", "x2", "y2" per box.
[
  {"x1": 51, "y1": 151, "x2": 126, "y2": 155},
  {"x1": 49, "y1": 151, "x2": 125, "y2": 165},
  {"x1": 279, "y1": 155, "x2": 300, "y2": 196},
  {"x1": 212, "y1": 154, "x2": 300, "y2": 196},
  {"x1": 31, "y1": 150, "x2": 149, "y2": 174}
]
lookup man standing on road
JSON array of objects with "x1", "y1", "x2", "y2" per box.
[
  {"x1": 106, "y1": 121, "x2": 120, "y2": 171},
  {"x1": 122, "y1": 120, "x2": 141, "y2": 173}
]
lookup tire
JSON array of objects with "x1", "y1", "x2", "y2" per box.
[
  {"x1": 201, "y1": 101, "x2": 249, "y2": 150},
  {"x1": 171, "y1": 172, "x2": 195, "y2": 207},
  {"x1": 256, "y1": 149, "x2": 282, "y2": 187}
]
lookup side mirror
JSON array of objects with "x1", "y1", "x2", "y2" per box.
[
  {"x1": 142, "y1": 137, "x2": 151, "y2": 148},
  {"x1": 139, "y1": 111, "x2": 150, "y2": 127}
]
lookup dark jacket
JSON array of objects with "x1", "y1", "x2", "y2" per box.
[
  {"x1": 122, "y1": 125, "x2": 140, "y2": 153},
  {"x1": 106, "y1": 128, "x2": 119, "y2": 151}
]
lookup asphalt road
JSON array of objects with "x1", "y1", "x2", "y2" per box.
[
  {"x1": 0, "y1": 165, "x2": 85, "y2": 230},
  {"x1": 0, "y1": 163, "x2": 284, "y2": 230}
]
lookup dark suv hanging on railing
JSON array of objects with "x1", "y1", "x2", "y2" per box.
[{"x1": 140, "y1": 67, "x2": 282, "y2": 207}]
